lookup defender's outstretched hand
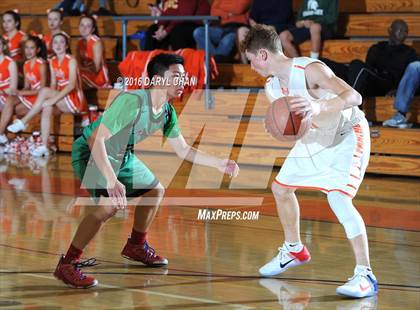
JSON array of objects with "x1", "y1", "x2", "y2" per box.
[{"x1": 218, "y1": 159, "x2": 240, "y2": 178}]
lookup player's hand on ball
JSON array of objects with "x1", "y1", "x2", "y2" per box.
[
  {"x1": 107, "y1": 179, "x2": 127, "y2": 209},
  {"x1": 289, "y1": 96, "x2": 320, "y2": 117},
  {"x1": 219, "y1": 159, "x2": 239, "y2": 178}
]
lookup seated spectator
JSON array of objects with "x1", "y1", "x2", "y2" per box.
[
  {"x1": 237, "y1": 0, "x2": 294, "y2": 63},
  {"x1": 193, "y1": 0, "x2": 251, "y2": 63},
  {"x1": 91, "y1": 0, "x2": 115, "y2": 16},
  {"x1": 54, "y1": 0, "x2": 85, "y2": 16},
  {"x1": 322, "y1": 20, "x2": 417, "y2": 97},
  {"x1": 279, "y1": 0, "x2": 338, "y2": 59},
  {"x1": 43, "y1": 9, "x2": 67, "y2": 59},
  {"x1": 7, "y1": 33, "x2": 87, "y2": 157},
  {"x1": 0, "y1": 36, "x2": 47, "y2": 148},
  {"x1": 144, "y1": 0, "x2": 210, "y2": 51},
  {"x1": 0, "y1": 37, "x2": 18, "y2": 114},
  {"x1": 77, "y1": 14, "x2": 109, "y2": 88},
  {"x1": 2, "y1": 10, "x2": 27, "y2": 63},
  {"x1": 383, "y1": 60, "x2": 420, "y2": 128}
]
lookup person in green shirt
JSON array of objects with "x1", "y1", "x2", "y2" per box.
[
  {"x1": 54, "y1": 53, "x2": 240, "y2": 289},
  {"x1": 279, "y1": 0, "x2": 338, "y2": 59}
]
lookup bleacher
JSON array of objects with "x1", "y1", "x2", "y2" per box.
[{"x1": 1, "y1": 0, "x2": 419, "y2": 176}]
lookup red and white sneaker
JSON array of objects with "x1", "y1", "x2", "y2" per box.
[
  {"x1": 121, "y1": 241, "x2": 168, "y2": 266},
  {"x1": 54, "y1": 255, "x2": 99, "y2": 288},
  {"x1": 259, "y1": 244, "x2": 311, "y2": 277}
]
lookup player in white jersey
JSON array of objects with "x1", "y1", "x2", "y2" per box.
[{"x1": 241, "y1": 25, "x2": 378, "y2": 298}]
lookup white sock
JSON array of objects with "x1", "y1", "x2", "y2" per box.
[
  {"x1": 285, "y1": 241, "x2": 303, "y2": 252},
  {"x1": 355, "y1": 264, "x2": 372, "y2": 274},
  {"x1": 310, "y1": 51, "x2": 319, "y2": 59}
]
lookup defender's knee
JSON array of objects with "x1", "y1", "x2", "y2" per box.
[{"x1": 92, "y1": 206, "x2": 118, "y2": 223}]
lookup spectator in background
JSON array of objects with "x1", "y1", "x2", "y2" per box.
[
  {"x1": 7, "y1": 33, "x2": 87, "y2": 157},
  {"x1": 77, "y1": 14, "x2": 109, "y2": 88},
  {"x1": 193, "y1": 0, "x2": 251, "y2": 63},
  {"x1": 54, "y1": 0, "x2": 115, "y2": 16},
  {"x1": 0, "y1": 37, "x2": 18, "y2": 114},
  {"x1": 383, "y1": 60, "x2": 420, "y2": 128},
  {"x1": 144, "y1": 0, "x2": 210, "y2": 51},
  {"x1": 0, "y1": 36, "x2": 47, "y2": 149},
  {"x1": 279, "y1": 0, "x2": 338, "y2": 59},
  {"x1": 43, "y1": 9, "x2": 66, "y2": 58},
  {"x1": 322, "y1": 20, "x2": 417, "y2": 98},
  {"x1": 2, "y1": 10, "x2": 27, "y2": 63},
  {"x1": 237, "y1": 0, "x2": 294, "y2": 63}
]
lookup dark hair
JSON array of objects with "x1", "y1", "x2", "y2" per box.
[
  {"x1": 52, "y1": 32, "x2": 71, "y2": 54},
  {"x1": 0, "y1": 36, "x2": 10, "y2": 56},
  {"x1": 3, "y1": 10, "x2": 21, "y2": 30},
  {"x1": 48, "y1": 8, "x2": 64, "y2": 21},
  {"x1": 240, "y1": 24, "x2": 282, "y2": 54},
  {"x1": 26, "y1": 35, "x2": 48, "y2": 60},
  {"x1": 80, "y1": 14, "x2": 99, "y2": 36},
  {"x1": 147, "y1": 53, "x2": 184, "y2": 78}
]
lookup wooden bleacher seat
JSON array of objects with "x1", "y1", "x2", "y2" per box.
[
  {"x1": 19, "y1": 14, "x2": 420, "y2": 38},
  {"x1": 71, "y1": 39, "x2": 419, "y2": 63}
]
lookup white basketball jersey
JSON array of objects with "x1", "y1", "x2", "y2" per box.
[{"x1": 265, "y1": 57, "x2": 365, "y2": 140}]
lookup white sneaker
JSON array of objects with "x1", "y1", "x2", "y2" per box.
[
  {"x1": 336, "y1": 267, "x2": 378, "y2": 298},
  {"x1": 7, "y1": 119, "x2": 26, "y2": 133},
  {"x1": 259, "y1": 244, "x2": 311, "y2": 277},
  {"x1": 0, "y1": 134, "x2": 8, "y2": 145},
  {"x1": 30, "y1": 144, "x2": 49, "y2": 157}
]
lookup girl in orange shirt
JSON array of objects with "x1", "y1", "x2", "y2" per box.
[
  {"x1": 8, "y1": 33, "x2": 87, "y2": 157},
  {"x1": 77, "y1": 14, "x2": 109, "y2": 88},
  {"x1": 43, "y1": 9, "x2": 66, "y2": 59},
  {"x1": 0, "y1": 36, "x2": 47, "y2": 146},
  {"x1": 0, "y1": 37, "x2": 18, "y2": 146},
  {"x1": 2, "y1": 10, "x2": 27, "y2": 63}
]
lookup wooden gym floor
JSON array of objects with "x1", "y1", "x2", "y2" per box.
[{"x1": 0, "y1": 153, "x2": 419, "y2": 309}]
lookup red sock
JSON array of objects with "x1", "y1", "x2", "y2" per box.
[
  {"x1": 129, "y1": 229, "x2": 147, "y2": 244},
  {"x1": 63, "y1": 244, "x2": 83, "y2": 264}
]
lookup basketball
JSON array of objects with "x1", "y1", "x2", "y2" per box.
[{"x1": 264, "y1": 96, "x2": 311, "y2": 142}]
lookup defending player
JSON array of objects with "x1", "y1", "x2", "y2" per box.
[
  {"x1": 53, "y1": 53, "x2": 240, "y2": 288},
  {"x1": 242, "y1": 25, "x2": 377, "y2": 298}
]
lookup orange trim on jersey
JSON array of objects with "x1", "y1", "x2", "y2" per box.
[
  {"x1": 273, "y1": 179, "x2": 354, "y2": 198},
  {"x1": 346, "y1": 184, "x2": 357, "y2": 190},
  {"x1": 350, "y1": 174, "x2": 361, "y2": 180},
  {"x1": 294, "y1": 65, "x2": 305, "y2": 70}
]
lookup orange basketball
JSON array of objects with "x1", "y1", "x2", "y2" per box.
[{"x1": 264, "y1": 96, "x2": 311, "y2": 142}]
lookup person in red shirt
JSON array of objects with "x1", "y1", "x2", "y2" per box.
[
  {"x1": 144, "y1": 0, "x2": 210, "y2": 51},
  {"x1": 77, "y1": 14, "x2": 109, "y2": 88},
  {"x1": 7, "y1": 33, "x2": 87, "y2": 157},
  {"x1": 43, "y1": 9, "x2": 66, "y2": 59},
  {"x1": 2, "y1": 10, "x2": 27, "y2": 63},
  {"x1": 193, "y1": 0, "x2": 251, "y2": 62},
  {"x1": 0, "y1": 36, "x2": 47, "y2": 147}
]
